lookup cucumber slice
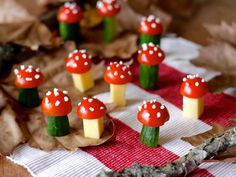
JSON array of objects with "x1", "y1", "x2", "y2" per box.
[
  {"x1": 47, "y1": 115, "x2": 70, "y2": 137},
  {"x1": 18, "y1": 88, "x2": 40, "y2": 108},
  {"x1": 140, "y1": 64, "x2": 159, "y2": 89},
  {"x1": 140, "y1": 125, "x2": 159, "y2": 147},
  {"x1": 59, "y1": 22, "x2": 79, "y2": 41},
  {"x1": 103, "y1": 16, "x2": 118, "y2": 43},
  {"x1": 140, "y1": 33, "x2": 160, "y2": 45}
]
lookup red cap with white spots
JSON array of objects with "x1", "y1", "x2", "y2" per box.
[
  {"x1": 180, "y1": 74, "x2": 209, "y2": 98},
  {"x1": 77, "y1": 97, "x2": 107, "y2": 119},
  {"x1": 137, "y1": 43, "x2": 165, "y2": 66},
  {"x1": 137, "y1": 100, "x2": 169, "y2": 127},
  {"x1": 97, "y1": 0, "x2": 120, "y2": 17},
  {"x1": 104, "y1": 61, "x2": 132, "y2": 85},
  {"x1": 138, "y1": 15, "x2": 163, "y2": 35},
  {"x1": 57, "y1": 2, "x2": 83, "y2": 23},
  {"x1": 66, "y1": 49, "x2": 92, "y2": 74},
  {"x1": 14, "y1": 65, "x2": 44, "y2": 88},
  {"x1": 41, "y1": 88, "x2": 72, "y2": 116}
]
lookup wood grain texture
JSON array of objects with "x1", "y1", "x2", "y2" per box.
[{"x1": 0, "y1": 156, "x2": 31, "y2": 177}]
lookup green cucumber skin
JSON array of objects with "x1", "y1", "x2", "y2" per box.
[
  {"x1": 140, "y1": 64, "x2": 159, "y2": 89},
  {"x1": 103, "y1": 16, "x2": 118, "y2": 43},
  {"x1": 140, "y1": 125, "x2": 159, "y2": 147},
  {"x1": 18, "y1": 88, "x2": 40, "y2": 108},
  {"x1": 59, "y1": 22, "x2": 79, "y2": 41},
  {"x1": 47, "y1": 115, "x2": 70, "y2": 137},
  {"x1": 140, "y1": 33, "x2": 161, "y2": 45}
]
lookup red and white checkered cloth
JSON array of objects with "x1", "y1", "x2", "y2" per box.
[{"x1": 8, "y1": 38, "x2": 236, "y2": 177}]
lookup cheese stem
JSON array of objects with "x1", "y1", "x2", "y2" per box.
[
  {"x1": 103, "y1": 16, "x2": 118, "y2": 43},
  {"x1": 140, "y1": 64, "x2": 159, "y2": 89},
  {"x1": 72, "y1": 70, "x2": 94, "y2": 92},
  {"x1": 83, "y1": 117, "x2": 104, "y2": 139},
  {"x1": 18, "y1": 88, "x2": 40, "y2": 108},
  {"x1": 47, "y1": 115, "x2": 70, "y2": 137},
  {"x1": 183, "y1": 96, "x2": 204, "y2": 119},
  {"x1": 140, "y1": 125, "x2": 159, "y2": 147},
  {"x1": 110, "y1": 84, "x2": 126, "y2": 106},
  {"x1": 59, "y1": 22, "x2": 80, "y2": 41},
  {"x1": 140, "y1": 33, "x2": 160, "y2": 45}
]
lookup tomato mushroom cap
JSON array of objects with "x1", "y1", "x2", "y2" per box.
[
  {"x1": 138, "y1": 15, "x2": 163, "y2": 35},
  {"x1": 180, "y1": 74, "x2": 209, "y2": 98},
  {"x1": 14, "y1": 65, "x2": 44, "y2": 88},
  {"x1": 104, "y1": 61, "x2": 132, "y2": 85},
  {"x1": 137, "y1": 100, "x2": 169, "y2": 127},
  {"x1": 57, "y1": 2, "x2": 83, "y2": 23},
  {"x1": 41, "y1": 88, "x2": 72, "y2": 116},
  {"x1": 77, "y1": 97, "x2": 107, "y2": 119},
  {"x1": 96, "y1": 0, "x2": 120, "y2": 17},
  {"x1": 137, "y1": 43, "x2": 165, "y2": 66},
  {"x1": 66, "y1": 49, "x2": 92, "y2": 74}
]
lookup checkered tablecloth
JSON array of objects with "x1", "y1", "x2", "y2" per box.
[{"x1": 8, "y1": 38, "x2": 236, "y2": 177}]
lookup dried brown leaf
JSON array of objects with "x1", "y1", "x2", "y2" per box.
[
  {"x1": 117, "y1": 1, "x2": 171, "y2": 33},
  {"x1": 0, "y1": 106, "x2": 25, "y2": 155},
  {"x1": 204, "y1": 22, "x2": 236, "y2": 45},
  {"x1": 0, "y1": 20, "x2": 53, "y2": 50},
  {"x1": 192, "y1": 42, "x2": 236, "y2": 75},
  {"x1": 0, "y1": 0, "x2": 55, "y2": 50},
  {"x1": 80, "y1": 34, "x2": 138, "y2": 59},
  {"x1": 181, "y1": 119, "x2": 236, "y2": 163}
]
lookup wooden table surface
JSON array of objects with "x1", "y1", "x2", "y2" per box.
[{"x1": 1, "y1": 0, "x2": 236, "y2": 176}]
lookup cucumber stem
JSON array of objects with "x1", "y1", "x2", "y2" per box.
[
  {"x1": 18, "y1": 88, "x2": 40, "y2": 108},
  {"x1": 103, "y1": 16, "x2": 118, "y2": 43},
  {"x1": 59, "y1": 22, "x2": 80, "y2": 41},
  {"x1": 140, "y1": 125, "x2": 159, "y2": 147},
  {"x1": 139, "y1": 64, "x2": 159, "y2": 89},
  {"x1": 140, "y1": 33, "x2": 161, "y2": 45},
  {"x1": 47, "y1": 115, "x2": 70, "y2": 137}
]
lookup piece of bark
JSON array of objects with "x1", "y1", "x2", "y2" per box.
[
  {"x1": 98, "y1": 127, "x2": 236, "y2": 177},
  {"x1": 80, "y1": 34, "x2": 138, "y2": 59},
  {"x1": 204, "y1": 22, "x2": 236, "y2": 46},
  {"x1": 182, "y1": 119, "x2": 236, "y2": 163},
  {"x1": 0, "y1": 42, "x2": 116, "y2": 154}
]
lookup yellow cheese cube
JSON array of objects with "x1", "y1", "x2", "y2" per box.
[
  {"x1": 82, "y1": 117, "x2": 104, "y2": 139},
  {"x1": 183, "y1": 96, "x2": 204, "y2": 119},
  {"x1": 72, "y1": 70, "x2": 94, "y2": 92},
  {"x1": 110, "y1": 84, "x2": 126, "y2": 106}
]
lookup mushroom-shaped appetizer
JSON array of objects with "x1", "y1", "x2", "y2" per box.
[
  {"x1": 41, "y1": 88, "x2": 72, "y2": 137},
  {"x1": 138, "y1": 100, "x2": 169, "y2": 147},
  {"x1": 138, "y1": 15, "x2": 163, "y2": 45},
  {"x1": 137, "y1": 43, "x2": 165, "y2": 89},
  {"x1": 57, "y1": 2, "x2": 83, "y2": 41},
  {"x1": 66, "y1": 49, "x2": 94, "y2": 92},
  {"x1": 180, "y1": 74, "x2": 208, "y2": 119},
  {"x1": 77, "y1": 97, "x2": 107, "y2": 139},
  {"x1": 14, "y1": 65, "x2": 44, "y2": 107},
  {"x1": 104, "y1": 61, "x2": 132, "y2": 106},
  {"x1": 97, "y1": 0, "x2": 121, "y2": 42}
]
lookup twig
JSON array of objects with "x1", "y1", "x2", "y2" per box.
[{"x1": 97, "y1": 127, "x2": 236, "y2": 177}]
